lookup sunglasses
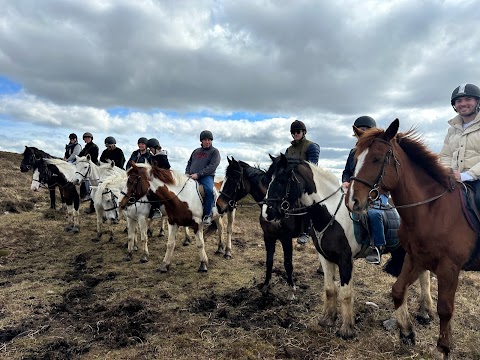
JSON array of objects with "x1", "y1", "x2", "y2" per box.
[{"x1": 291, "y1": 130, "x2": 303, "y2": 135}]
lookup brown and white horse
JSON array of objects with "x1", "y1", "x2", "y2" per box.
[
  {"x1": 346, "y1": 119, "x2": 480, "y2": 359},
  {"x1": 119, "y1": 162, "x2": 223, "y2": 272}
]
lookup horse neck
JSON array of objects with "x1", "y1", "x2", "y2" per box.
[
  {"x1": 302, "y1": 167, "x2": 340, "y2": 206},
  {"x1": 86, "y1": 161, "x2": 101, "y2": 183},
  {"x1": 243, "y1": 167, "x2": 267, "y2": 204}
]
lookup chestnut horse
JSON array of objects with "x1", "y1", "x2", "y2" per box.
[
  {"x1": 119, "y1": 162, "x2": 224, "y2": 272},
  {"x1": 346, "y1": 119, "x2": 480, "y2": 359}
]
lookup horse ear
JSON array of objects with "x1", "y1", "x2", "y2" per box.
[
  {"x1": 110, "y1": 160, "x2": 115, "y2": 168},
  {"x1": 227, "y1": 156, "x2": 232, "y2": 164},
  {"x1": 279, "y1": 153, "x2": 288, "y2": 167},
  {"x1": 130, "y1": 160, "x2": 137, "y2": 169},
  {"x1": 353, "y1": 125, "x2": 364, "y2": 138},
  {"x1": 269, "y1": 154, "x2": 276, "y2": 161},
  {"x1": 86, "y1": 154, "x2": 91, "y2": 161},
  {"x1": 384, "y1": 119, "x2": 400, "y2": 141}
]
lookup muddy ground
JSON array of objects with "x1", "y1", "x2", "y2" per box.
[{"x1": 0, "y1": 150, "x2": 479, "y2": 360}]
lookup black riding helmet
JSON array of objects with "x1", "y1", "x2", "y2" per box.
[
  {"x1": 200, "y1": 130, "x2": 213, "y2": 141},
  {"x1": 137, "y1": 137, "x2": 148, "y2": 145},
  {"x1": 290, "y1": 120, "x2": 307, "y2": 133},
  {"x1": 147, "y1": 138, "x2": 160, "y2": 149},
  {"x1": 353, "y1": 116, "x2": 377, "y2": 129},
  {"x1": 451, "y1": 83, "x2": 480, "y2": 106},
  {"x1": 104, "y1": 136, "x2": 116, "y2": 146},
  {"x1": 83, "y1": 132, "x2": 93, "y2": 139},
  {"x1": 69, "y1": 133, "x2": 78, "y2": 140}
]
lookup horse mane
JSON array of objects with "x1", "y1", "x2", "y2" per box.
[
  {"x1": 43, "y1": 158, "x2": 75, "y2": 179},
  {"x1": 238, "y1": 160, "x2": 266, "y2": 181},
  {"x1": 102, "y1": 173, "x2": 126, "y2": 188},
  {"x1": 147, "y1": 164, "x2": 178, "y2": 185},
  {"x1": 24, "y1": 146, "x2": 54, "y2": 159},
  {"x1": 308, "y1": 162, "x2": 340, "y2": 185},
  {"x1": 356, "y1": 128, "x2": 451, "y2": 188}
]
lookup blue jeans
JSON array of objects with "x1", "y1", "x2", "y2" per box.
[
  {"x1": 367, "y1": 194, "x2": 388, "y2": 247},
  {"x1": 199, "y1": 175, "x2": 214, "y2": 217}
]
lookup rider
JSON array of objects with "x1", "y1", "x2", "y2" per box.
[
  {"x1": 100, "y1": 136, "x2": 126, "y2": 169},
  {"x1": 440, "y1": 83, "x2": 480, "y2": 207},
  {"x1": 147, "y1": 138, "x2": 171, "y2": 219},
  {"x1": 185, "y1": 130, "x2": 221, "y2": 225},
  {"x1": 63, "y1": 133, "x2": 82, "y2": 163},
  {"x1": 126, "y1": 137, "x2": 151, "y2": 170},
  {"x1": 285, "y1": 120, "x2": 320, "y2": 245},
  {"x1": 78, "y1": 132, "x2": 100, "y2": 214},
  {"x1": 342, "y1": 116, "x2": 388, "y2": 264}
]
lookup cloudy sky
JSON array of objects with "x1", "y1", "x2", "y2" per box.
[{"x1": 1, "y1": 0, "x2": 479, "y2": 179}]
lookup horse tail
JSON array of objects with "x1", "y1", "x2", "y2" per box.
[{"x1": 382, "y1": 245, "x2": 406, "y2": 277}]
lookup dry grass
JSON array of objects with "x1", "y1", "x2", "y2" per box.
[{"x1": 0, "y1": 151, "x2": 479, "y2": 360}]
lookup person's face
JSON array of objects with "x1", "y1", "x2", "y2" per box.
[
  {"x1": 455, "y1": 96, "x2": 478, "y2": 116},
  {"x1": 106, "y1": 144, "x2": 115, "y2": 150},
  {"x1": 70, "y1": 138, "x2": 77, "y2": 142},
  {"x1": 83, "y1": 136, "x2": 92, "y2": 143},
  {"x1": 291, "y1": 129, "x2": 304, "y2": 141},
  {"x1": 201, "y1": 138, "x2": 212, "y2": 149},
  {"x1": 138, "y1": 143, "x2": 147, "y2": 151}
]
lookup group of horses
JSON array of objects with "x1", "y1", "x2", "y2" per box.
[{"x1": 20, "y1": 119, "x2": 480, "y2": 359}]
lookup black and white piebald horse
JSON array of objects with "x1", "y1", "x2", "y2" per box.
[
  {"x1": 262, "y1": 154, "x2": 433, "y2": 339},
  {"x1": 20, "y1": 146, "x2": 65, "y2": 209},
  {"x1": 31, "y1": 158, "x2": 81, "y2": 232}
]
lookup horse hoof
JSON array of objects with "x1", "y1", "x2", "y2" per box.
[
  {"x1": 336, "y1": 328, "x2": 355, "y2": 340},
  {"x1": 223, "y1": 253, "x2": 232, "y2": 260},
  {"x1": 197, "y1": 262, "x2": 208, "y2": 272},
  {"x1": 139, "y1": 256, "x2": 149, "y2": 263},
  {"x1": 400, "y1": 331, "x2": 416, "y2": 346},
  {"x1": 215, "y1": 249, "x2": 225, "y2": 255},
  {"x1": 158, "y1": 263, "x2": 169, "y2": 272},
  {"x1": 182, "y1": 237, "x2": 191, "y2": 246},
  {"x1": 416, "y1": 314, "x2": 431, "y2": 326},
  {"x1": 158, "y1": 230, "x2": 165, "y2": 238},
  {"x1": 70, "y1": 227, "x2": 80, "y2": 233},
  {"x1": 64, "y1": 226, "x2": 73, "y2": 232},
  {"x1": 124, "y1": 253, "x2": 132, "y2": 262}
]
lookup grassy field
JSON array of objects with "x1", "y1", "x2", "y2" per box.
[{"x1": 0, "y1": 150, "x2": 479, "y2": 359}]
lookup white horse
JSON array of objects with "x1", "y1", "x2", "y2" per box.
[
  {"x1": 120, "y1": 163, "x2": 223, "y2": 272},
  {"x1": 90, "y1": 173, "x2": 127, "y2": 243},
  {"x1": 73, "y1": 155, "x2": 125, "y2": 188}
]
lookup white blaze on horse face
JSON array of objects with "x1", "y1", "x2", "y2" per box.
[
  {"x1": 347, "y1": 148, "x2": 369, "y2": 209},
  {"x1": 31, "y1": 169, "x2": 40, "y2": 191}
]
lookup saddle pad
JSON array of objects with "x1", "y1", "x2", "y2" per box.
[
  {"x1": 352, "y1": 208, "x2": 400, "y2": 249},
  {"x1": 459, "y1": 185, "x2": 480, "y2": 233}
]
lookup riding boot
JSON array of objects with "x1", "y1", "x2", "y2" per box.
[{"x1": 297, "y1": 215, "x2": 311, "y2": 245}]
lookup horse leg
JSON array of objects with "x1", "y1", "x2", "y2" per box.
[
  {"x1": 93, "y1": 206, "x2": 103, "y2": 242},
  {"x1": 261, "y1": 236, "x2": 276, "y2": 294},
  {"x1": 183, "y1": 227, "x2": 191, "y2": 246},
  {"x1": 392, "y1": 254, "x2": 424, "y2": 347},
  {"x1": 195, "y1": 226, "x2": 209, "y2": 272},
  {"x1": 49, "y1": 188, "x2": 56, "y2": 209},
  {"x1": 158, "y1": 217, "x2": 166, "y2": 237},
  {"x1": 281, "y1": 235, "x2": 295, "y2": 300},
  {"x1": 416, "y1": 270, "x2": 434, "y2": 325},
  {"x1": 435, "y1": 264, "x2": 460, "y2": 358},
  {"x1": 64, "y1": 204, "x2": 74, "y2": 232},
  {"x1": 318, "y1": 255, "x2": 338, "y2": 328},
  {"x1": 223, "y1": 209, "x2": 234, "y2": 259},
  {"x1": 159, "y1": 223, "x2": 178, "y2": 272},
  {"x1": 336, "y1": 257, "x2": 355, "y2": 339},
  {"x1": 138, "y1": 215, "x2": 149, "y2": 263},
  {"x1": 124, "y1": 217, "x2": 136, "y2": 261},
  {"x1": 214, "y1": 216, "x2": 227, "y2": 257}
]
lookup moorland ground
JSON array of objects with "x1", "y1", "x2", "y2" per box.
[{"x1": 0, "y1": 150, "x2": 479, "y2": 359}]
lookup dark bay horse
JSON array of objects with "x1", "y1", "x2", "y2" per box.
[
  {"x1": 20, "y1": 146, "x2": 64, "y2": 209},
  {"x1": 217, "y1": 157, "x2": 308, "y2": 301},
  {"x1": 262, "y1": 154, "x2": 432, "y2": 339},
  {"x1": 346, "y1": 119, "x2": 480, "y2": 359},
  {"x1": 31, "y1": 158, "x2": 80, "y2": 232}
]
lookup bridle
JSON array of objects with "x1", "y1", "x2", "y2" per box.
[
  {"x1": 349, "y1": 138, "x2": 450, "y2": 209},
  {"x1": 75, "y1": 161, "x2": 93, "y2": 181},
  {"x1": 21, "y1": 152, "x2": 41, "y2": 171},
  {"x1": 349, "y1": 138, "x2": 398, "y2": 203},
  {"x1": 219, "y1": 168, "x2": 245, "y2": 209},
  {"x1": 102, "y1": 188, "x2": 119, "y2": 212}
]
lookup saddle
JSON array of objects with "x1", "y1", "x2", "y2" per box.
[
  {"x1": 459, "y1": 183, "x2": 480, "y2": 233},
  {"x1": 352, "y1": 207, "x2": 400, "y2": 258}
]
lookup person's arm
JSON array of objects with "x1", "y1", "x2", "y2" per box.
[
  {"x1": 185, "y1": 154, "x2": 193, "y2": 174},
  {"x1": 118, "y1": 151, "x2": 126, "y2": 169},
  {"x1": 91, "y1": 145, "x2": 99, "y2": 164},
  {"x1": 126, "y1": 152, "x2": 135, "y2": 170},
  {"x1": 306, "y1": 143, "x2": 320, "y2": 165},
  {"x1": 439, "y1": 128, "x2": 455, "y2": 169},
  {"x1": 100, "y1": 149, "x2": 107, "y2": 163}
]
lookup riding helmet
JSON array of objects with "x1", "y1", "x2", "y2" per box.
[
  {"x1": 147, "y1": 138, "x2": 160, "y2": 149},
  {"x1": 69, "y1": 133, "x2": 78, "y2": 140},
  {"x1": 451, "y1": 83, "x2": 480, "y2": 105},
  {"x1": 200, "y1": 130, "x2": 213, "y2": 141},
  {"x1": 104, "y1": 136, "x2": 116, "y2": 146},
  {"x1": 290, "y1": 120, "x2": 307, "y2": 133},
  {"x1": 137, "y1": 137, "x2": 148, "y2": 145},
  {"x1": 83, "y1": 132, "x2": 93, "y2": 139},
  {"x1": 353, "y1": 116, "x2": 377, "y2": 129}
]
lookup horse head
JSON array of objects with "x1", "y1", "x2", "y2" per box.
[
  {"x1": 73, "y1": 155, "x2": 93, "y2": 185},
  {"x1": 20, "y1": 146, "x2": 39, "y2": 172},
  {"x1": 262, "y1": 154, "x2": 312, "y2": 222},
  {"x1": 347, "y1": 119, "x2": 400, "y2": 213},
  {"x1": 217, "y1": 157, "x2": 246, "y2": 213},
  {"x1": 119, "y1": 161, "x2": 150, "y2": 209}
]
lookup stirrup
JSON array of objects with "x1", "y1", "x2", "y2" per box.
[{"x1": 365, "y1": 246, "x2": 381, "y2": 265}]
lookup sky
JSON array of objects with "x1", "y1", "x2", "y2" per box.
[{"x1": 1, "y1": 0, "x2": 479, "y2": 180}]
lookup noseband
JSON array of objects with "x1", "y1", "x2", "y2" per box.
[
  {"x1": 349, "y1": 138, "x2": 398, "y2": 203},
  {"x1": 102, "y1": 188, "x2": 119, "y2": 212},
  {"x1": 264, "y1": 169, "x2": 302, "y2": 216},
  {"x1": 75, "y1": 161, "x2": 92, "y2": 181}
]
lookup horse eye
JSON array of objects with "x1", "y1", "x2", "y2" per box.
[{"x1": 373, "y1": 157, "x2": 381, "y2": 164}]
